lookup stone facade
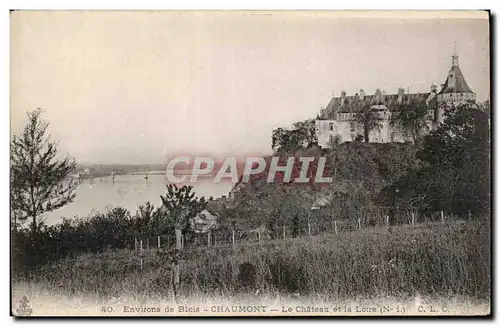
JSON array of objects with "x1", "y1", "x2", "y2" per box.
[{"x1": 316, "y1": 51, "x2": 476, "y2": 147}]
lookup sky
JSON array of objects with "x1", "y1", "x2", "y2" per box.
[{"x1": 10, "y1": 11, "x2": 490, "y2": 164}]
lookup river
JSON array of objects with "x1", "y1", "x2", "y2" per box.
[{"x1": 44, "y1": 173, "x2": 235, "y2": 226}]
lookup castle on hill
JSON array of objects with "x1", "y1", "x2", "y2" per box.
[{"x1": 315, "y1": 49, "x2": 476, "y2": 147}]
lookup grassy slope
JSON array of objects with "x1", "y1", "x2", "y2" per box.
[{"x1": 14, "y1": 221, "x2": 489, "y2": 305}]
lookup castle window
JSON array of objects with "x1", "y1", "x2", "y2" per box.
[{"x1": 329, "y1": 123, "x2": 334, "y2": 131}]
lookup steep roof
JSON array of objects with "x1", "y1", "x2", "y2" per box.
[
  {"x1": 438, "y1": 64, "x2": 474, "y2": 95},
  {"x1": 320, "y1": 92, "x2": 431, "y2": 119}
]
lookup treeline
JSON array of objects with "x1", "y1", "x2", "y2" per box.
[
  {"x1": 12, "y1": 205, "x2": 161, "y2": 273},
  {"x1": 12, "y1": 183, "x2": 213, "y2": 274}
]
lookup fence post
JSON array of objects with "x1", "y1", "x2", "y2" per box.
[
  {"x1": 307, "y1": 222, "x2": 311, "y2": 236},
  {"x1": 135, "y1": 238, "x2": 138, "y2": 251},
  {"x1": 358, "y1": 218, "x2": 361, "y2": 230},
  {"x1": 158, "y1": 235, "x2": 161, "y2": 249},
  {"x1": 283, "y1": 225, "x2": 286, "y2": 240},
  {"x1": 174, "y1": 230, "x2": 181, "y2": 287},
  {"x1": 411, "y1": 212, "x2": 415, "y2": 227},
  {"x1": 232, "y1": 229, "x2": 235, "y2": 246},
  {"x1": 208, "y1": 231, "x2": 211, "y2": 247},
  {"x1": 334, "y1": 220, "x2": 338, "y2": 235},
  {"x1": 175, "y1": 229, "x2": 182, "y2": 250},
  {"x1": 386, "y1": 215, "x2": 389, "y2": 229},
  {"x1": 468, "y1": 210, "x2": 472, "y2": 222},
  {"x1": 146, "y1": 238, "x2": 149, "y2": 250},
  {"x1": 140, "y1": 240, "x2": 143, "y2": 270},
  {"x1": 258, "y1": 228, "x2": 261, "y2": 242},
  {"x1": 441, "y1": 211, "x2": 444, "y2": 224}
]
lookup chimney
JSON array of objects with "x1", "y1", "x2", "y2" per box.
[
  {"x1": 397, "y1": 87, "x2": 405, "y2": 103},
  {"x1": 340, "y1": 91, "x2": 346, "y2": 105},
  {"x1": 431, "y1": 84, "x2": 437, "y2": 93},
  {"x1": 359, "y1": 89, "x2": 365, "y2": 101}
]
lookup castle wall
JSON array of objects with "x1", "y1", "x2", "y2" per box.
[{"x1": 315, "y1": 53, "x2": 476, "y2": 147}]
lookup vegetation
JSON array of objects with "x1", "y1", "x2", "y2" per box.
[
  {"x1": 14, "y1": 221, "x2": 489, "y2": 301},
  {"x1": 160, "y1": 184, "x2": 207, "y2": 237},
  {"x1": 391, "y1": 98, "x2": 433, "y2": 143},
  {"x1": 354, "y1": 104, "x2": 384, "y2": 143},
  {"x1": 271, "y1": 119, "x2": 317, "y2": 153},
  {"x1": 393, "y1": 103, "x2": 490, "y2": 216},
  {"x1": 10, "y1": 109, "x2": 77, "y2": 232}
]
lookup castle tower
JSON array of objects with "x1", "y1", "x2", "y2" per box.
[
  {"x1": 436, "y1": 45, "x2": 476, "y2": 123},
  {"x1": 437, "y1": 45, "x2": 476, "y2": 106}
]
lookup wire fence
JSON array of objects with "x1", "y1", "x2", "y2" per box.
[{"x1": 130, "y1": 209, "x2": 470, "y2": 252}]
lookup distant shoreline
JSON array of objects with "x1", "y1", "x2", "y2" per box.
[{"x1": 70, "y1": 169, "x2": 222, "y2": 179}]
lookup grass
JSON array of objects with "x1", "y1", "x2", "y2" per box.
[{"x1": 12, "y1": 220, "x2": 490, "y2": 316}]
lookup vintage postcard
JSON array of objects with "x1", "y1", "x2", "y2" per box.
[{"x1": 10, "y1": 10, "x2": 491, "y2": 317}]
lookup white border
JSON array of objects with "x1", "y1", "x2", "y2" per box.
[{"x1": 1, "y1": 1, "x2": 497, "y2": 326}]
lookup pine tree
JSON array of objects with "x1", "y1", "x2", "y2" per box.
[{"x1": 10, "y1": 109, "x2": 77, "y2": 232}]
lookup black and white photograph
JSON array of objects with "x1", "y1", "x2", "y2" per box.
[{"x1": 9, "y1": 10, "x2": 491, "y2": 316}]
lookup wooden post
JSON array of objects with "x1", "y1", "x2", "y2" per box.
[
  {"x1": 207, "y1": 231, "x2": 211, "y2": 247},
  {"x1": 386, "y1": 215, "x2": 389, "y2": 229},
  {"x1": 135, "y1": 238, "x2": 138, "y2": 250},
  {"x1": 411, "y1": 212, "x2": 415, "y2": 227},
  {"x1": 146, "y1": 238, "x2": 149, "y2": 250},
  {"x1": 307, "y1": 222, "x2": 311, "y2": 236},
  {"x1": 358, "y1": 218, "x2": 361, "y2": 230},
  {"x1": 158, "y1": 235, "x2": 161, "y2": 249},
  {"x1": 334, "y1": 220, "x2": 338, "y2": 235},
  {"x1": 258, "y1": 228, "x2": 261, "y2": 242},
  {"x1": 468, "y1": 210, "x2": 472, "y2": 222},
  {"x1": 174, "y1": 264, "x2": 180, "y2": 286},
  {"x1": 140, "y1": 240, "x2": 143, "y2": 270},
  {"x1": 175, "y1": 229, "x2": 182, "y2": 250},
  {"x1": 441, "y1": 211, "x2": 444, "y2": 224},
  {"x1": 283, "y1": 225, "x2": 286, "y2": 240},
  {"x1": 232, "y1": 229, "x2": 235, "y2": 246},
  {"x1": 174, "y1": 229, "x2": 181, "y2": 288}
]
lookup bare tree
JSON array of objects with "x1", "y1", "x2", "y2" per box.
[{"x1": 10, "y1": 108, "x2": 77, "y2": 233}]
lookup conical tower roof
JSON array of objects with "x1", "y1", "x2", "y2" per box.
[{"x1": 438, "y1": 48, "x2": 474, "y2": 95}]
